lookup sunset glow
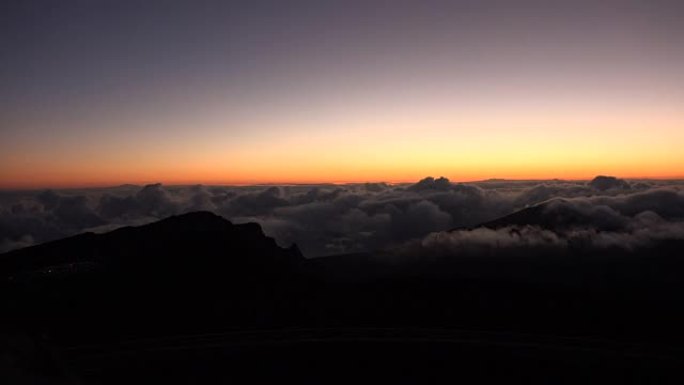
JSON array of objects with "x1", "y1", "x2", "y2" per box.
[{"x1": 2, "y1": 1, "x2": 683, "y2": 188}]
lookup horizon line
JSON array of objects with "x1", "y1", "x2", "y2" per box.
[{"x1": 2, "y1": 175, "x2": 684, "y2": 191}]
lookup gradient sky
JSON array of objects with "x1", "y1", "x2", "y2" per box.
[{"x1": 2, "y1": 0, "x2": 683, "y2": 188}]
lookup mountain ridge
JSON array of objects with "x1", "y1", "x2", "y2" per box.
[{"x1": 0, "y1": 211, "x2": 303, "y2": 276}]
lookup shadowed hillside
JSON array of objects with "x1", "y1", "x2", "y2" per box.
[{"x1": 2, "y1": 211, "x2": 684, "y2": 384}]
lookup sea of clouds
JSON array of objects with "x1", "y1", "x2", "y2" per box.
[{"x1": 1, "y1": 176, "x2": 683, "y2": 256}]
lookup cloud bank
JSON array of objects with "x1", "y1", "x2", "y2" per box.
[{"x1": 1, "y1": 176, "x2": 682, "y2": 256}]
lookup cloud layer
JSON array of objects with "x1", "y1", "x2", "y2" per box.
[{"x1": 1, "y1": 176, "x2": 683, "y2": 256}]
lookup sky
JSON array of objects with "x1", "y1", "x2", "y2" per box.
[{"x1": 1, "y1": 0, "x2": 683, "y2": 188}]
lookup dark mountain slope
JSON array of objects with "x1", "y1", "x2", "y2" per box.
[
  {"x1": 1, "y1": 212, "x2": 307, "y2": 343},
  {"x1": 1, "y1": 211, "x2": 303, "y2": 274},
  {"x1": 3, "y1": 211, "x2": 684, "y2": 383},
  {"x1": 475, "y1": 198, "x2": 617, "y2": 230},
  {"x1": 478, "y1": 200, "x2": 553, "y2": 229}
]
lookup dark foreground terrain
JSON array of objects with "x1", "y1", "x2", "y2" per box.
[{"x1": 2, "y1": 211, "x2": 684, "y2": 384}]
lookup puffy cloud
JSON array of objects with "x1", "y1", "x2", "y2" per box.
[
  {"x1": 0, "y1": 235, "x2": 34, "y2": 254},
  {"x1": 415, "y1": 226, "x2": 567, "y2": 257},
  {"x1": 401, "y1": 218, "x2": 684, "y2": 259},
  {"x1": 0, "y1": 177, "x2": 682, "y2": 257},
  {"x1": 389, "y1": 200, "x2": 452, "y2": 239},
  {"x1": 513, "y1": 183, "x2": 592, "y2": 207},
  {"x1": 538, "y1": 199, "x2": 628, "y2": 231},
  {"x1": 0, "y1": 190, "x2": 105, "y2": 252},
  {"x1": 362, "y1": 182, "x2": 390, "y2": 192},
  {"x1": 52, "y1": 195, "x2": 104, "y2": 228},
  {"x1": 594, "y1": 188, "x2": 684, "y2": 219},
  {"x1": 396, "y1": 183, "x2": 684, "y2": 259},
  {"x1": 98, "y1": 194, "x2": 141, "y2": 219},
  {"x1": 135, "y1": 183, "x2": 178, "y2": 217},
  {"x1": 221, "y1": 186, "x2": 289, "y2": 216},
  {"x1": 97, "y1": 183, "x2": 180, "y2": 219},
  {"x1": 35, "y1": 190, "x2": 60, "y2": 210},
  {"x1": 407, "y1": 176, "x2": 452, "y2": 192}
]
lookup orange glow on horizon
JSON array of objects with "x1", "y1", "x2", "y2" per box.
[
  {"x1": 2, "y1": 104, "x2": 682, "y2": 189},
  {"x1": 3, "y1": 1, "x2": 684, "y2": 191},
  {"x1": 2, "y1": 164, "x2": 683, "y2": 190}
]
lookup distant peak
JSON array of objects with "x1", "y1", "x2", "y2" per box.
[{"x1": 588, "y1": 176, "x2": 630, "y2": 191}]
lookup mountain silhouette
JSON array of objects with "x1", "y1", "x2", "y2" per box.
[
  {"x1": 1, "y1": 211, "x2": 303, "y2": 274},
  {"x1": 3, "y1": 211, "x2": 684, "y2": 384},
  {"x1": 477, "y1": 198, "x2": 625, "y2": 231},
  {"x1": 478, "y1": 200, "x2": 554, "y2": 229},
  {"x1": 471, "y1": 197, "x2": 616, "y2": 231},
  {"x1": 1, "y1": 211, "x2": 308, "y2": 345}
]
